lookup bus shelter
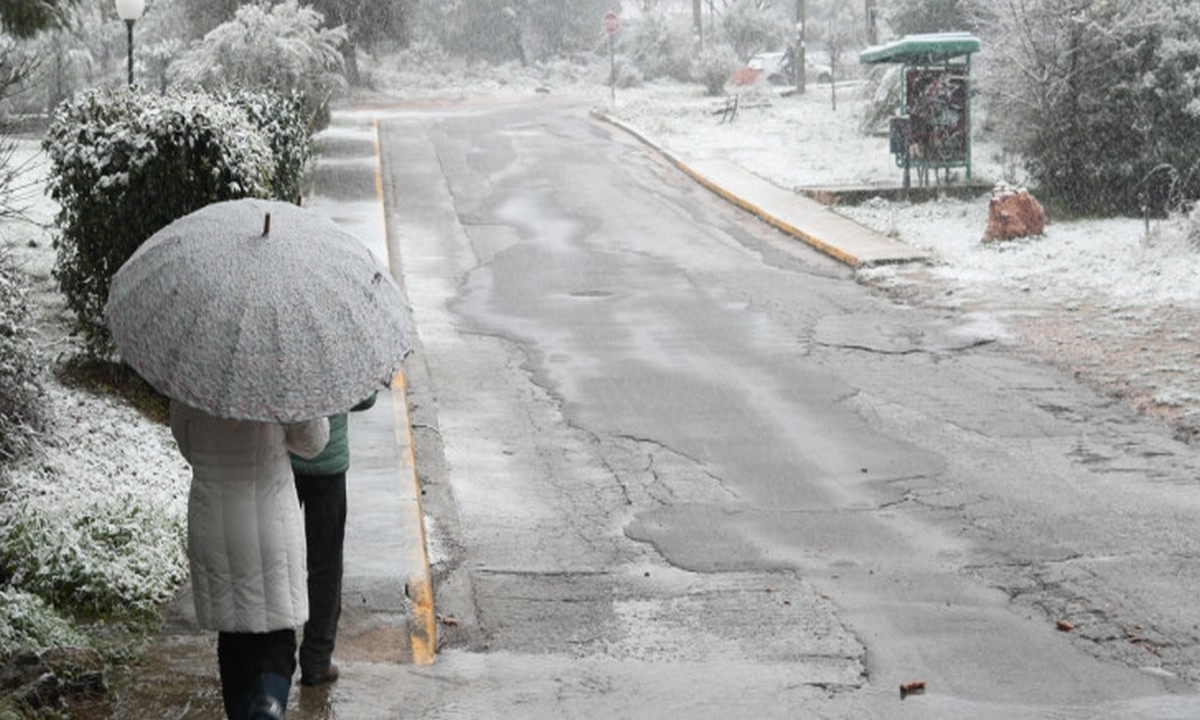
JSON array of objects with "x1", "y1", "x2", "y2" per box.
[{"x1": 859, "y1": 32, "x2": 981, "y2": 188}]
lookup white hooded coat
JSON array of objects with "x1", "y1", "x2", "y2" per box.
[{"x1": 170, "y1": 401, "x2": 330, "y2": 633}]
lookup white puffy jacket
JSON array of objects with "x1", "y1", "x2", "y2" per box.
[{"x1": 170, "y1": 401, "x2": 329, "y2": 633}]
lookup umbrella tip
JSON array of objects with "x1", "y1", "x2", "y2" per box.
[{"x1": 262, "y1": 212, "x2": 271, "y2": 237}]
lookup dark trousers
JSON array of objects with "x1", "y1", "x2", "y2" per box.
[
  {"x1": 217, "y1": 629, "x2": 295, "y2": 719},
  {"x1": 294, "y1": 471, "x2": 347, "y2": 678}
]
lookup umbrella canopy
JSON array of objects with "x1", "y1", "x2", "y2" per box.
[{"x1": 106, "y1": 198, "x2": 412, "y2": 423}]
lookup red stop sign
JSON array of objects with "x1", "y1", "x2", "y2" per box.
[{"x1": 603, "y1": 11, "x2": 619, "y2": 34}]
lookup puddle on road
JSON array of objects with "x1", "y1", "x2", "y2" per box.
[
  {"x1": 106, "y1": 631, "x2": 224, "y2": 719},
  {"x1": 103, "y1": 604, "x2": 410, "y2": 718}
]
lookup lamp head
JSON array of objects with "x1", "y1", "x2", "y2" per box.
[{"x1": 115, "y1": 0, "x2": 145, "y2": 22}]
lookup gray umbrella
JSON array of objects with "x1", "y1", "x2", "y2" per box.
[{"x1": 106, "y1": 198, "x2": 412, "y2": 423}]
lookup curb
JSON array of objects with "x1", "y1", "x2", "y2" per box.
[{"x1": 373, "y1": 120, "x2": 437, "y2": 664}]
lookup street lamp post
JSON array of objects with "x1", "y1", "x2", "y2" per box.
[{"x1": 114, "y1": 0, "x2": 145, "y2": 87}]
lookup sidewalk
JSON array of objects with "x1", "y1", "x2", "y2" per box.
[
  {"x1": 109, "y1": 113, "x2": 433, "y2": 719},
  {"x1": 295, "y1": 114, "x2": 436, "y2": 670}
]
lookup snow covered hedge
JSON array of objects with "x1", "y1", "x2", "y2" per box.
[
  {"x1": 695, "y1": 45, "x2": 739, "y2": 97},
  {"x1": 221, "y1": 88, "x2": 314, "y2": 204},
  {"x1": 43, "y1": 87, "x2": 275, "y2": 358}
]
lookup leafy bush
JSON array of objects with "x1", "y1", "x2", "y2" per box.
[
  {"x1": 621, "y1": 12, "x2": 694, "y2": 82},
  {"x1": 0, "y1": 248, "x2": 44, "y2": 464},
  {"x1": 168, "y1": 0, "x2": 347, "y2": 131},
  {"x1": 978, "y1": 1, "x2": 1200, "y2": 216},
  {"x1": 884, "y1": 0, "x2": 973, "y2": 36},
  {"x1": 419, "y1": 0, "x2": 605, "y2": 66},
  {"x1": 614, "y1": 58, "x2": 645, "y2": 90},
  {"x1": 721, "y1": 0, "x2": 789, "y2": 62},
  {"x1": 221, "y1": 88, "x2": 313, "y2": 202},
  {"x1": 694, "y1": 44, "x2": 740, "y2": 97},
  {"x1": 43, "y1": 86, "x2": 273, "y2": 357}
]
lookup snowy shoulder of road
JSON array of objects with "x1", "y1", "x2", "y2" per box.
[{"x1": 606, "y1": 79, "x2": 1200, "y2": 318}]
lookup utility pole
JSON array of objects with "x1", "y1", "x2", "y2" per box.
[
  {"x1": 865, "y1": 0, "x2": 878, "y2": 45},
  {"x1": 693, "y1": 0, "x2": 703, "y2": 53},
  {"x1": 794, "y1": 0, "x2": 806, "y2": 93}
]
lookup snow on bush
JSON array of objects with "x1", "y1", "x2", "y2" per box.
[
  {"x1": 43, "y1": 86, "x2": 273, "y2": 357},
  {"x1": 0, "y1": 138, "x2": 190, "y2": 658},
  {"x1": 168, "y1": 0, "x2": 348, "y2": 130},
  {"x1": 977, "y1": 1, "x2": 1200, "y2": 215},
  {"x1": 0, "y1": 383, "x2": 190, "y2": 627},
  {"x1": 694, "y1": 45, "x2": 740, "y2": 97},
  {"x1": 221, "y1": 88, "x2": 314, "y2": 203},
  {"x1": 620, "y1": 12, "x2": 694, "y2": 83},
  {"x1": 0, "y1": 247, "x2": 45, "y2": 463}
]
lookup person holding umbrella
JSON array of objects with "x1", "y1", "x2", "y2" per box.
[
  {"x1": 291, "y1": 392, "x2": 376, "y2": 688},
  {"x1": 106, "y1": 199, "x2": 413, "y2": 719},
  {"x1": 171, "y1": 402, "x2": 329, "y2": 719}
]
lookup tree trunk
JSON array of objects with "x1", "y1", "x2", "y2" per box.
[
  {"x1": 794, "y1": 0, "x2": 806, "y2": 93},
  {"x1": 342, "y1": 42, "x2": 360, "y2": 87},
  {"x1": 693, "y1": 0, "x2": 702, "y2": 53}
]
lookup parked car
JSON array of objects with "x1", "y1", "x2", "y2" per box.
[{"x1": 750, "y1": 48, "x2": 833, "y2": 86}]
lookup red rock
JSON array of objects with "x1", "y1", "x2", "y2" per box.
[{"x1": 983, "y1": 183, "x2": 1047, "y2": 242}]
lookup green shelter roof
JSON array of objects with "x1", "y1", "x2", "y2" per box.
[{"x1": 859, "y1": 32, "x2": 981, "y2": 65}]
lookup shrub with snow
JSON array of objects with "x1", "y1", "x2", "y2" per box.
[
  {"x1": 43, "y1": 86, "x2": 273, "y2": 358},
  {"x1": 694, "y1": 44, "x2": 740, "y2": 97},
  {"x1": 614, "y1": 57, "x2": 645, "y2": 89},
  {"x1": 0, "y1": 248, "x2": 45, "y2": 464},
  {"x1": 721, "y1": 0, "x2": 790, "y2": 63},
  {"x1": 221, "y1": 88, "x2": 314, "y2": 203},
  {"x1": 168, "y1": 0, "x2": 348, "y2": 131},
  {"x1": 977, "y1": 2, "x2": 1200, "y2": 216},
  {"x1": 620, "y1": 12, "x2": 694, "y2": 83}
]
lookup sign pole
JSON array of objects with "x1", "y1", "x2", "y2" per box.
[
  {"x1": 609, "y1": 33, "x2": 615, "y2": 105},
  {"x1": 604, "y1": 11, "x2": 619, "y2": 106}
]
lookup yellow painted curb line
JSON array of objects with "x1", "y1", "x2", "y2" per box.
[
  {"x1": 392, "y1": 370, "x2": 436, "y2": 665},
  {"x1": 372, "y1": 120, "x2": 390, "y2": 272},
  {"x1": 673, "y1": 161, "x2": 863, "y2": 268},
  {"x1": 374, "y1": 119, "x2": 436, "y2": 664}
]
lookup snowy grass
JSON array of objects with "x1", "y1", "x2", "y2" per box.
[
  {"x1": 608, "y1": 79, "x2": 1015, "y2": 189},
  {"x1": 0, "y1": 383, "x2": 189, "y2": 621},
  {"x1": 0, "y1": 140, "x2": 191, "y2": 657}
]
